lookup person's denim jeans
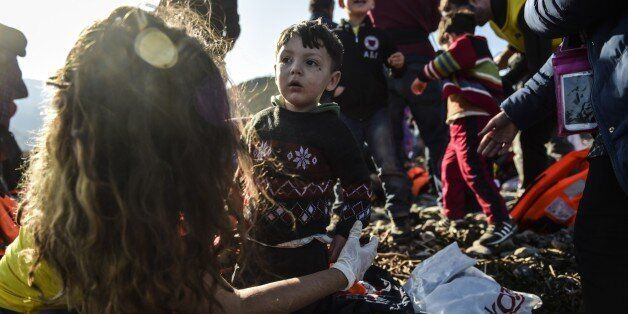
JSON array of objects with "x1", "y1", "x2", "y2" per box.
[
  {"x1": 388, "y1": 54, "x2": 449, "y2": 195},
  {"x1": 341, "y1": 108, "x2": 412, "y2": 220}
]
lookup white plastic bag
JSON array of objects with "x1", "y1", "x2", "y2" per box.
[
  {"x1": 404, "y1": 242, "x2": 475, "y2": 312},
  {"x1": 403, "y1": 243, "x2": 542, "y2": 313}
]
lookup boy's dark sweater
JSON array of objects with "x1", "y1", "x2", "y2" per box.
[
  {"x1": 333, "y1": 18, "x2": 404, "y2": 120},
  {"x1": 243, "y1": 97, "x2": 372, "y2": 245}
]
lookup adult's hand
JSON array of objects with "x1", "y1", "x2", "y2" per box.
[
  {"x1": 478, "y1": 111, "x2": 519, "y2": 157},
  {"x1": 331, "y1": 221, "x2": 378, "y2": 290}
]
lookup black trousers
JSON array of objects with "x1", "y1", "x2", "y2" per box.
[
  {"x1": 516, "y1": 115, "x2": 574, "y2": 188},
  {"x1": 516, "y1": 115, "x2": 553, "y2": 188},
  {"x1": 575, "y1": 156, "x2": 628, "y2": 313}
]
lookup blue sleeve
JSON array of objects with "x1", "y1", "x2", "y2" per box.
[
  {"x1": 500, "y1": 56, "x2": 557, "y2": 131},
  {"x1": 524, "y1": 0, "x2": 619, "y2": 38}
]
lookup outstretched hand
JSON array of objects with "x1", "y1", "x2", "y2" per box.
[
  {"x1": 331, "y1": 221, "x2": 378, "y2": 290},
  {"x1": 478, "y1": 111, "x2": 519, "y2": 157}
]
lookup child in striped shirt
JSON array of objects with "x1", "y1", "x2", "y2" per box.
[{"x1": 412, "y1": 10, "x2": 516, "y2": 247}]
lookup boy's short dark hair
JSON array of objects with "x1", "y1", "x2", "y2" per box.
[
  {"x1": 437, "y1": 10, "x2": 477, "y2": 45},
  {"x1": 276, "y1": 20, "x2": 343, "y2": 72},
  {"x1": 309, "y1": 0, "x2": 335, "y2": 13}
]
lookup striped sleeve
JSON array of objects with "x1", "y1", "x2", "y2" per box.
[{"x1": 417, "y1": 35, "x2": 478, "y2": 82}]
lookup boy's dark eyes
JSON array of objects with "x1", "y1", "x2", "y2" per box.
[
  {"x1": 280, "y1": 56, "x2": 292, "y2": 63},
  {"x1": 306, "y1": 59, "x2": 320, "y2": 66}
]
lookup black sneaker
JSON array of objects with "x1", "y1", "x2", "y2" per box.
[{"x1": 478, "y1": 220, "x2": 518, "y2": 246}]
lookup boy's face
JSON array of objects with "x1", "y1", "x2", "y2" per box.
[
  {"x1": 275, "y1": 36, "x2": 341, "y2": 111},
  {"x1": 344, "y1": 0, "x2": 375, "y2": 15}
]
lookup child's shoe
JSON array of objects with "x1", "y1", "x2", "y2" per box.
[{"x1": 477, "y1": 220, "x2": 517, "y2": 246}]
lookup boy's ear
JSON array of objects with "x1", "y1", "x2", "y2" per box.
[{"x1": 326, "y1": 70, "x2": 342, "y2": 91}]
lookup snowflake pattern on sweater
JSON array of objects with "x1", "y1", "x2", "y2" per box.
[{"x1": 243, "y1": 104, "x2": 372, "y2": 245}]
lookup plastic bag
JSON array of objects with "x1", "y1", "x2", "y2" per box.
[{"x1": 403, "y1": 243, "x2": 542, "y2": 313}]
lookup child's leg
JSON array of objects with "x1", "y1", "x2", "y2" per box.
[
  {"x1": 451, "y1": 116, "x2": 509, "y2": 224},
  {"x1": 364, "y1": 108, "x2": 412, "y2": 221},
  {"x1": 441, "y1": 132, "x2": 467, "y2": 220}
]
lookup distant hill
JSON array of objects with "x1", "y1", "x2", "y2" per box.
[
  {"x1": 9, "y1": 76, "x2": 278, "y2": 150},
  {"x1": 231, "y1": 75, "x2": 277, "y2": 115},
  {"x1": 12, "y1": 78, "x2": 47, "y2": 150}
]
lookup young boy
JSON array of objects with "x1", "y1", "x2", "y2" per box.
[
  {"x1": 411, "y1": 10, "x2": 517, "y2": 246},
  {"x1": 334, "y1": 0, "x2": 414, "y2": 242},
  {"x1": 234, "y1": 20, "x2": 372, "y2": 303}
]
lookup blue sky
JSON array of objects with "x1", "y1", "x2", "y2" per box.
[{"x1": 1, "y1": 0, "x2": 507, "y2": 84}]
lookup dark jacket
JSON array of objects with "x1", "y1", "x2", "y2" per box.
[
  {"x1": 333, "y1": 18, "x2": 404, "y2": 120},
  {"x1": 501, "y1": 0, "x2": 628, "y2": 194}
]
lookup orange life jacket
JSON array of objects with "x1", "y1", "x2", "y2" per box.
[
  {"x1": 511, "y1": 149, "x2": 589, "y2": 231},
  {"x1": 407, "y1": 166, "x2": 430, "y2": 196},
  {"x1": 0, "y1": 195, "x2": 18, "y2": 256}
]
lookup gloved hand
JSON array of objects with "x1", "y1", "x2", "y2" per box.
[{"x1": 331, "y1": 221, "x2": 379, "y2": 290}]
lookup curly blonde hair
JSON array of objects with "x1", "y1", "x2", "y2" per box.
[{"x1": 20, "y1": 6, "x2": 244, "y2": 312}]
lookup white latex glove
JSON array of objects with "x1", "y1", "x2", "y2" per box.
[{"x1": 331, "y1": 221, "x2": 379, "y2": 290}]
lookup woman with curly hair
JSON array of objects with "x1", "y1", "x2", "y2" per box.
[{"x1": 0, "y1": 6, "x2": 377, "y2": 313}]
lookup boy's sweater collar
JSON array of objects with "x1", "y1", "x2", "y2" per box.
[{"x1": 271, "y1": 95, "x2": 340, "y2": 115}]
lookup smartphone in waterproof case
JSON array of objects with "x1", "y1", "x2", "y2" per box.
[
  {"x1": 559, "y1": 71, "x2": 597, "y2": 132},
  {"x1": 552, "y1": 41, "x2": 598, "y2": 136}
]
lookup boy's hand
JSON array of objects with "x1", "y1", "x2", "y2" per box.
[
  {"x1": 334, "y1": 86, "x2": 345, "y2": 97},
  {"x1": 411, "y1": 78, "x2": 427, "y2": 95},
  {"x1": 388, "y1": 52, "x2": 405, "y2": 69},
  {"x1": 329, "y1": 234, "x2": 348, "y2": 263}
]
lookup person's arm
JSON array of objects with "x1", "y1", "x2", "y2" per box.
[
  {"x1": 416, "y1": 35, "x2": 477, "y2": 83},
  {"x1": 500, "y1": 56, "x2": 556, "y2": 130},
  {"x1": 214, "y1": 268, "x2": 347, "y2": 313},
  {"x1": 382, "y1": 31, "x2": 406, "y2": 76},
  {"x1": 524, "y1": 0, "x2": 621, "y2": 38},
  {"x1": 213, "y1": 221, "x2": 378, "y2": 313},
  {"x1": 328, "y1": 120, "x2": 372, "y2": 240}
]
